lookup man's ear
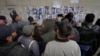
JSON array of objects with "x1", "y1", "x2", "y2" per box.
[{"x1": 6, "y1": 35, "x2": 12, "y2": 43}]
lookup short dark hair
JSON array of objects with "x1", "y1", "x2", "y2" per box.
[
  {"x1": 64, "y1": 12, "x2": 73, "y2": 22},
  {"x1": 57, "y1": 14, "x2": 63, "y2": 17},
  {"x1": 85, "y1": 13, "x2": 95, "y2": 23},
  {"x1": 28, "y1": 16, "x2": 34, "y2": 22},
  {"x1": 0, "y1": 16, "x2": 6, "y2": 20},
  {"x1": 57, "y1": 21, "x2": 72, "y2": 37}
]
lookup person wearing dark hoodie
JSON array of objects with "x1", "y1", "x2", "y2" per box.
[
  {"x1": 0, "y1": 25, "x2": 30, "y2": 56},
  {"x1": 76, "y1": 13, "x2": 100, "y2": 56},
  {"x1": 63, "y1": 12, "x2": 80, "y2": 42}
]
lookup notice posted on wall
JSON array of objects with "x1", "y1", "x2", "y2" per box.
[{"x1": 25, "y1": 6, "x2": 86, "y2": 22}]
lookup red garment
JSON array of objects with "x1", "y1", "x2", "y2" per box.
[{"x1": 67, "y1": 34, "x2": 74, "y2": 40}]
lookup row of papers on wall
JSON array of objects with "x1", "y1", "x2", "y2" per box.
[
  {"x1": 7, "y1": 6, "x2": 86, "y2": 22},
  {"x1": 25, "y1": 6, "x2": 86, "y2": 22}
]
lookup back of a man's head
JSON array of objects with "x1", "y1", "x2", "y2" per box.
[
  {"x1": 57, "y1": 21, "x2": 72, "y2": 38},
  {"x1": 28, "y1": 16, "x2": 34, "y2": 22},
  {"x1": 85, "y1": 13, "x2": 95, "y2": 23},
  {"x1": 23, "y1": 25, "x2": 35, "y2": 37}
]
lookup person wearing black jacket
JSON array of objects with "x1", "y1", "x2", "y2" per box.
[{"x1": 76, "y1": 13, "x2": 100, "y2": 56}]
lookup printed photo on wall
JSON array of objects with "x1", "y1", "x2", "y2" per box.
[
  {"x1": 62, "y1": 6, "x2": 68, "y2": 15},
  {"x1": 44, "y1": 6, "x2": 50, "y2": 15},
  {"x1": 32, "y1": 8, "x2": 37, "y2": 15}
]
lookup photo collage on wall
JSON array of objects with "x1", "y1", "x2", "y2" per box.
[{"x1": 25, "y1": 6, "x2": 86, "y2": 22}]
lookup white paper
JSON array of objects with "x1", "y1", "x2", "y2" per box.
[{"x1": 70, "y1": 0, "x2": 79, "y2": 3}]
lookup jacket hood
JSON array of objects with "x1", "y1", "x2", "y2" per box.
[
  {"x1": 82, "y1": 23, "x2": 100, "y2": 34},
  {"x1": 82, "y1": 23, "x2": 97, "y2": 30}
]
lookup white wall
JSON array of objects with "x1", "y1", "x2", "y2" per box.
[{"x1": 0, "y1": 0, "x2": 100, "y2": 24}]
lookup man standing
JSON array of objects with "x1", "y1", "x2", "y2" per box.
[{"x1": 44, "y1": 21, "x2": 81, "y2": 56}]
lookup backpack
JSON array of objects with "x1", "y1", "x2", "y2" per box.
[
  {"x1": 19, "y1": 41, "x2": 35, "y2": 56},
  {"x1": 18, "y1": 36, "x2": 37, "y2": 56},
  {"x1": 7, "y1": 43, "x2": 31, "y2": 56}
]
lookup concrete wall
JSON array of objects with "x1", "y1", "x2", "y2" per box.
[{"x1": 0, "y1": 0, "x2": 100, "y2": 24}]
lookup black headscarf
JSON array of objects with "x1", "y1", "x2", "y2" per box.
[{"x1": 10, "y1": 10, "x2": 18, "y2": 23}]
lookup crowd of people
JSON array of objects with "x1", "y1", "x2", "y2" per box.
[{"x1": 0, "y1": 10, "x2": 100, "y2": 56}]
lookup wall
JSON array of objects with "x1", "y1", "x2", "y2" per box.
[{"x1": 0, "y1": 0, "x2": 100, "y2": 24}]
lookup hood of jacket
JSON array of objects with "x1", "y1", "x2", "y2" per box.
[{"x1": 82, "y1": 23, "x2": 100, "y2": 31}]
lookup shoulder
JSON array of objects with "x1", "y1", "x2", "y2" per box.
[
  {"x1": 18, "y1": 36, "x2": 34, "y2": 42},
  {"x1": 46, "y1": 40, "x2": 56, "y2": 46},
  {"x1": 47, "y1": 40, "x2": 56, "y2": 44},
  {"x1": 67, "y1": 40, "x2": 80, "y2": 49},
  {"x1": 30, "y1": 40, "x2": 38, "y2": 47},
  {"x1": 94, "y1": 25, "x2": 100, "y2": 30},
  {"x1": 68, "y1": 40, "x2": 79, "y2": 45},
  {"x1": 68, "y1": 40, "x2": 77, "y2": 43},
  {"x1": 8, "y1": 42, "x2": 29, "y2": 56},
  {"x1": 10, "y1": 23, "x2": 18, "y2": 26},
  {"x1": 12, "y1": 42, "x2": 25, "y2": 51},
  {"x1": 30, "y1": 39, "x2": 38, "y2": 45},
  {"x1": 15, "y1": 45, "x2": 30, "y2": 56},
  {"x1": 72, "y1": 27, "x2": 79, "y2": 33}
]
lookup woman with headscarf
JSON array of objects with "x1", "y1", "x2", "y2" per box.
[{"x1": 9, "y1": 10, "x2": 22, "y2": 41}]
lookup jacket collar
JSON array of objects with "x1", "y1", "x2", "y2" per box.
[{"x1": 55, "y1": 37, "x2": 69, "y2": 42}]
